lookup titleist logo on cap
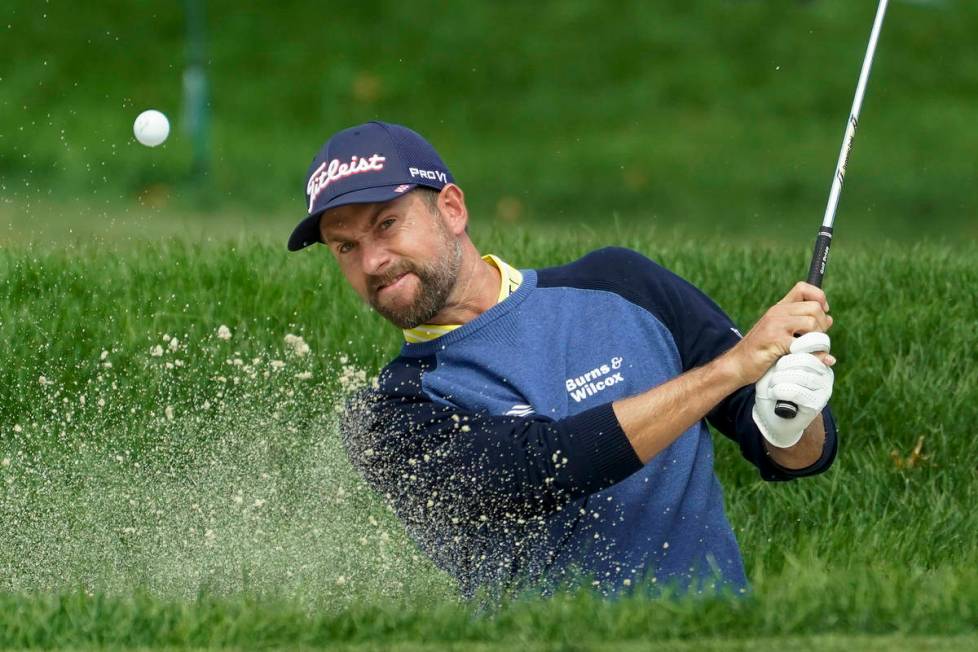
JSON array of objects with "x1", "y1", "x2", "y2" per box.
[{"x1": 307, "y1": 154, "x2": 386, "y2": 212}]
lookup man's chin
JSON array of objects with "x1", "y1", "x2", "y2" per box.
[
  {"x1": 379, "y1": 311, "x2": 428, "y2": 330},
  {"x1": 374, "y1": 299, "x2": 443, "y2": 330},
  {"x1": 371, "y1": 296, "x2": 429, "y2": 330},
  {"x1": 369, "y1": 270, "x2": 454, "y2": 330}
]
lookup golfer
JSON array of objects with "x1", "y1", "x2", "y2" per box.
[{"x1": 289, "y1": 122, "x2": 838, "y2": 598}]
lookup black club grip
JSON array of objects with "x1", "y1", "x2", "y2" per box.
[{"x1": 774, "y1": 227, "x2": 833, "y2": 420}]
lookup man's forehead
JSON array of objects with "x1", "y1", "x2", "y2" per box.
[
  {"x1": 319, "y1": 201, "x2": 383, "y2": 235},
  {"x1": 319, "y1": 193, "x2": 414, "y2": 236},
  {"x1": 319, "y1": 206, "x2": 363, "y2": 234}
]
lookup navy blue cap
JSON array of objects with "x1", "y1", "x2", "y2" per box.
[{"x1": 288, "y1": 121, "x2": 455, "y2": 251}]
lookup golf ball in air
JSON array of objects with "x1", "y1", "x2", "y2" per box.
[{"x1": 133, "y1": 109, "x2": 170, "y2": 147}]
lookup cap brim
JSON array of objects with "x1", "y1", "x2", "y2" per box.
[{"x1": 287, "y1": 184, "x2": 419, "y2": 251}]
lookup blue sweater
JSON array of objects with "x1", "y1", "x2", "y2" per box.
[{"x1": 342, "y1": 247, "x2": 837, "y2": 597}]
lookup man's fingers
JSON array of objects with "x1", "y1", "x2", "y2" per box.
[
  {"x1": 785, "y1": 300, "x2": 826, "y2": 317},
  {"x1": 777, "y1": 282, "x2": 829, "y2": 312},
  {"x1": 790, "y1": 332, "x2": 831, "y2": 354},
  {"x1": 813, "y1": 351, "x2": 837, "y2": 367},
  {"x1": 771, "y1": 371, "x2": 828, "y2": 392},
  {"x1": 744, "y1": 287, "x2": 833, "y2": 380},
  {"x1": 791, "y1": 333, "x2": 835, "y2": 366},
  {"x1": 753, "y1": 316, "x2": 826, "y2": 360},
  {"x1": 769, "y1": 383, "x2": 822, "y2": 407},
  {"x1": 774, "y1": 353, "x2": 832, "y2": 376},
  {"x1": 782, "y1": 315, "x2": 824, "y2": 338},
  {"x1": 778, "y1": 303, "x2": 832, "y2": 333}
]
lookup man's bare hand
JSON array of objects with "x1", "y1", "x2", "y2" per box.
[
  {"x1": 722, "y1": 282, "x2": 835, "y2": 386},
  {"x1": 614, "y1": 282, "x2": 837, "y2": 464}
]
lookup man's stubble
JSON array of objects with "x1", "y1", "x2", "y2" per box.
[{"x1": 369, "y1": 217, "x2": 463, "y2": 330}]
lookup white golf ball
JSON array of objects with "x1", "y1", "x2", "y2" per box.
[{"x1": 133, "y1": 109, "x2": 170, "y2": 147}]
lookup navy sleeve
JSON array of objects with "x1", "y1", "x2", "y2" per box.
[
  {"x1": 341, "y1": 356, "x2": 643, "y2": 526},
  {"x1": 540, "y1": 247, "x2": 838, "y2": 482}
]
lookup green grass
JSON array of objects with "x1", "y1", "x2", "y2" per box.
[
  {"x1": 1, "y1": 226, "x2": 977, "y2": 648},
  {"x1": 2, "y1": 574, "x2": 978, "y2": 649},
  {"x1": 2, "y1": 0, "x2": 977, "y2": 244}
]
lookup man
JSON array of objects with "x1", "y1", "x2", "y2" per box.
[{"x1": 289, "y1": 121, "x2": 837, "y2": 598}]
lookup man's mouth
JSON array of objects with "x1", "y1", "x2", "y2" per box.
[{"x1": 376, "y1": 272, "x2": 410, "y2": 295}]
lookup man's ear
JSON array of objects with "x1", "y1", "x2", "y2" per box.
[{"x1": 437, "y1": 184, "x2": 468, "y2": 235}]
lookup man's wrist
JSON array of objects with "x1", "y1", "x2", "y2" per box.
[
  {"x1": 710, "y1": 349, "x2": 749, "y2": 393},
  {"x1": 763, "y1": 412, "x2": 826, "y2": 469}
]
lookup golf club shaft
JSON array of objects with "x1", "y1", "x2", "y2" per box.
[{"x1": 775, "y1": 0, "x2": 889, "y2": 420}]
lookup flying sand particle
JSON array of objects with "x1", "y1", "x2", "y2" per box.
[{"x1": 284, "y1": 334, "x2": 310, "y2": 356}]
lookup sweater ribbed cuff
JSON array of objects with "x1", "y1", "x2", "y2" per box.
[{"x1": 562, "y1": 402, "x2": 643, "y2": 490}]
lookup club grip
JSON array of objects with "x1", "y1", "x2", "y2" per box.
[
  {"x1": 805, "y1": 227, "x2": 833, "y2": 287},
  {"x1": 775, "y1": 227, "x2": 834, "y2": 420}
]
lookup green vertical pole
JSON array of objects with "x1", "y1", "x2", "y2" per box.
[{"x1": 184, "y1": 0, "x2": 209, "y2": 182}]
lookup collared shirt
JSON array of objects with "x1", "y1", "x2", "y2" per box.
[{"x1": 402, "y1": 254, "x2": 523, "y2": 344}]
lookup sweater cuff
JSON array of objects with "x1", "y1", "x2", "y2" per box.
[{"x1": 561, "y1": 402, "x2": 643, "y2": 491}]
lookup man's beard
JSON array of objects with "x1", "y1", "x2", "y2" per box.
[{"x1": 368, "y1": 238, "x2": 463, "y2": 329}]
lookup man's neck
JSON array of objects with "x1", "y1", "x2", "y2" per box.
[{"x1": 426, "y1": 249, "x2": 500, "y2": 325}]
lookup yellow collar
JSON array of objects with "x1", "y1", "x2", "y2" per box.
[{"x1": 403, "y1": 254, "x2": 523, "y2": 344}]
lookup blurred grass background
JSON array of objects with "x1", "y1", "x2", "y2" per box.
[{"x1": 1, "y1": 0, "x2": 976, "y2": 246}]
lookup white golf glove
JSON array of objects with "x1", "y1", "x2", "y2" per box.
[{"x1": 752, "y1": 332, "x2": 834, "y2": 449}]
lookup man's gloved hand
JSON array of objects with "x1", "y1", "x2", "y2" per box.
[{"x1": 752, "y1": 332, "x2": 834, "y2": 449}]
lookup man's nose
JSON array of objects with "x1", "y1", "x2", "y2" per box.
[{"x1": 360, "y1": 239, "x2": 391, "y2": 276}]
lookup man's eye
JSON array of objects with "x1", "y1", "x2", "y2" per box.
[
  {"x1": 338, "y1": 242, "x2": 354, "y2": 254},
  {"x1": 380, "y1": 218, "x2": 396, "y2": 230}
]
